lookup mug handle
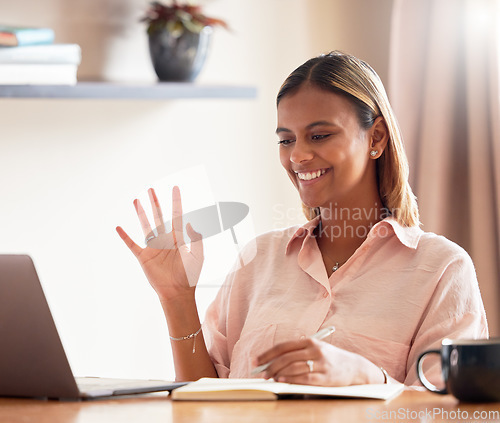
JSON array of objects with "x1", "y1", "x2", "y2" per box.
[{"x1": 417, "y1": 349, "x2": 447, "y2": 394}]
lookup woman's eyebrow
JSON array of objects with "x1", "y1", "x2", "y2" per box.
[
  {"x1": 276, "y1": 121, "x2": 339, "y2": 134},
  {"x1": 275, "y1": 127, "x2": 292, "y2": 134},
  {"x1": 306, "y1": 120, "x2": 339, "y2": 130}
]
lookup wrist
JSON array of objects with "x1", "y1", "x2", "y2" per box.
[
  {"x1": 159, "y1": 291, "x2": 200, "y2": 331},
  {"x1": 158, "y1": 288, "x2": 196, "y2": 307},
  {"x1": 352, "y1": 354, "x2": 388, "y2": 385}
]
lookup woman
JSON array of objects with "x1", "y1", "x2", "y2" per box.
[{"x1": 116, "y1": 51, "x2": 488, "y2": 386}]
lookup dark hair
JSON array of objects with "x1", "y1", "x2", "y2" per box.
[
  {"x1": 277, "y1": 51, "x2": 419, "y2": 227},
  {"x1": 277, "y1": 54, "x2": 378, "y2": 130}
]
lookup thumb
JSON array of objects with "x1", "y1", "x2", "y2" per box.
[
  {"x1": 186, "y1": 222, "x2": 203, "y2": 242},
  {"x1": 186, "y1": 223, "x2": 203, "y2": 260}
]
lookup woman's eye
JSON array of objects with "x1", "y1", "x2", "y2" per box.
[
  {"x1": 278, "y1": 139, "x2": 295, "y2": 146},
  {"x1": 311, "y1": 134, "x2": 331, "y2": 141}
]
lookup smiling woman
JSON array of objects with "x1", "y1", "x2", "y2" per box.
[
  {"x1": 276, "y1": 52, "x2": 418, "y2": 228},
  {"x1": 277, "y1": 86, "x2": 384, "y2": 226},
  {"x1": 118, "y1": 51, "x2": 488, "y2": 387}
]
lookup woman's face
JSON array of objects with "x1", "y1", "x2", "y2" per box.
[{"x1": 277, "y1": 83, "x2": 378, "y2": 210}]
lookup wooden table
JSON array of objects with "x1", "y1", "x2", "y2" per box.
[{"x1": 1, "y1": 389, "x2": 499, "y2": 423}]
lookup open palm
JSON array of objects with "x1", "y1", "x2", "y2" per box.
[{"x1": 116, "y1": 186, "x2": 204, "y2": 300}]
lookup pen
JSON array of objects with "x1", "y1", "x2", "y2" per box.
[{"x1": 251, "y1": 325, "x2": 336, "y2": 375}]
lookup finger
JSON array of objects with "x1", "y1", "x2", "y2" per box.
[
  {"x1": 133, "y1": 199, "x2": 153, "y2": 238},
  {"x1": 257, "y1": 338, "x2": 313, "y2": 366},
  {"x1": 277, "y1": 373, "x2": 323, "y2": 386},
  {"x1": 171, "y1": 186, "x2": 185, "y2": 246},
  {"x1": 116, "y1": 226, "x2": 142, "y2": 257},
  {"x1": 187, "y1": 222, "x2": 204, "y2": 256},
  {"x1": 271, "y1": 360, "x2": 313, "y2": 378},
  {"x1": 148, "y1": 188, "x2": 166, "y2": 234},
  {"x1": 186, "y1": 222, "x2": 202, "y2": 242},
  {"x1": 180, "y1": 223, "x2": 204, "y2": 287},
  {"x1": 264, "y1": 347, "x2": 316, "y2": 379}
]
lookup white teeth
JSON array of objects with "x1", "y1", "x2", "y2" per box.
[{"x1": 296, "y1": 169, "x2": 326, "y2": 181}]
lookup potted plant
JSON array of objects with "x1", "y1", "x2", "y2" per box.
[{"x1": 141, "y1": 1, "x2": 228, "y2": 82}]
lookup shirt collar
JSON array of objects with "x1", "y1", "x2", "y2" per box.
[
  {"x1": 285, "y1": 215, "x2": 321, "y2": 255},
  {"x1": 374, "y1": 216, "x2": 422, "y2": 249},
  {"x1": 285, "y1": 215, "x2": 422, "y2": 255}
]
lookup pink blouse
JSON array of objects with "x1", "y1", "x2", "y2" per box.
[{"x1": 203, "y1": 217, "x2": 488, "y2": 385}]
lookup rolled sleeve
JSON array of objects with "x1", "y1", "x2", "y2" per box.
[{"x1": 405, "y1": 252, "x2": 488, "y2": 385}]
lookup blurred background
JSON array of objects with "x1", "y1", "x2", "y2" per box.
[{"x1": 0, "y1": 0, "x2": 498, "y2": 380}]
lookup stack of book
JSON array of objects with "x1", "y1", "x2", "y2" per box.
[{"x1": 0, "y1": 25, "x2": 81, "y2": 85}]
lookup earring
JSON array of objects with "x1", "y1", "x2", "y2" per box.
[{"x1": 370, "y1": 150, "x2": 378, "y2": 157}]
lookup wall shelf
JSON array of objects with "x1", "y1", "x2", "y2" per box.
[{"x1": 0, "y1": 81, "x2": 258, "y2": 100}]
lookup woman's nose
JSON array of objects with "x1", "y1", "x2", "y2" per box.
[{"x1": 290, "y1": 139, "x2": 314, "y2": 164}]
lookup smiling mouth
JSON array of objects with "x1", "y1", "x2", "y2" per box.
[{"x1": 295, "y1": 168, "x2": 329, "y2": 181}]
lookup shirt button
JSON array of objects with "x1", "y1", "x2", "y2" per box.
[{"x1": 323, "y1": 292, "x2": 329, "y2": 298}]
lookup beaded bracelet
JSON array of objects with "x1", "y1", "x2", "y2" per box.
[{"x1": 169, "y1": 326, "x2": 202, "y2": 353}]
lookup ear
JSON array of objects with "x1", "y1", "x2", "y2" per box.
[{"x1": 368, "y1": 116, "x2": 389, "y2": 159}]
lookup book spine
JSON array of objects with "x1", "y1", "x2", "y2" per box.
[
  {"x1": 0, "y1": 44, "x2": 81, "y2": 64},
  {"x1": 0, "y1": 64, "x2": 77, "y2": 85},
  {"x1": 13, "y1": 28, "x2": 55, "y2": 46}
]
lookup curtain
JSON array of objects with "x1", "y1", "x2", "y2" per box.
[{"x1": 389, "y1": 0, "x2": 500, "y2": 336}]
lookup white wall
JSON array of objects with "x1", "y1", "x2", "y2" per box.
[{"x1": 0, "y1": 0, "x2": 392, "y2": 380}]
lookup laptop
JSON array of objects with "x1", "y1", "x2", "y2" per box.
[{"x1": 0, "y1": 254, "x2": 187, "y2": 400}]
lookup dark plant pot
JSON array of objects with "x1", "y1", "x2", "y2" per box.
[{"x1": 148, "y1": 26, "x2": 212, "y2": 82}]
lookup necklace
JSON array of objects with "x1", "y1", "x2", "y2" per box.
[
  {"x1": 316, "y1": 219, "x2": 346, "y2": 273},
  {"x1": 329, "y1": 257, "x2": 347, "y2": 273},
  {"x1": 320, "y1": 243, "x2": 345, "y2": 273}
]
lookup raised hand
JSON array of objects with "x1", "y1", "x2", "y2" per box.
[{"x1": 116, "y1": 186, "x2": 204, "y2": 301}]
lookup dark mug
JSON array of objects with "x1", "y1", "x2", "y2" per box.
[{"x1": 417, "y1": 338, "x2": 500, "y2": 402}]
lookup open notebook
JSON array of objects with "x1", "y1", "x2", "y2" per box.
[
  {"x1": 171, "y1": 378, "x2": 405, "y2": 401},
  {"x1": 0, "y1": 255, "x2": 186, "y2": 400}
]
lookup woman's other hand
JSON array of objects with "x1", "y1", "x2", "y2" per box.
[{"x1": 255, "y1": 338, "x2": 386, "y2": 386}]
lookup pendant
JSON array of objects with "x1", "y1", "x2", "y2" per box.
[{"x1": 332, "y1": 262, "x2": 339, "y2": 272}]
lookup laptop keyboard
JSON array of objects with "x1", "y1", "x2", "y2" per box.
[{"x1": 76, "y1": 377, "x2": 176, "y2": 392}]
